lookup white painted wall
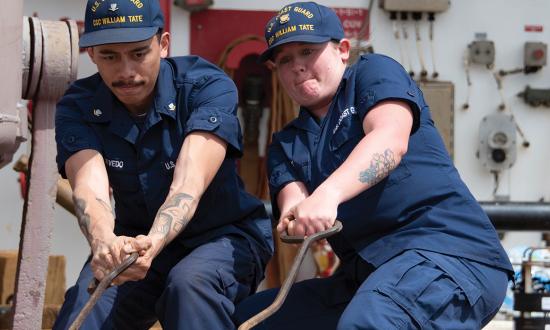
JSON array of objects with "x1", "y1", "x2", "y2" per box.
[{"x1": 0, "y1": 0, "x2": 547, "y2": 289}]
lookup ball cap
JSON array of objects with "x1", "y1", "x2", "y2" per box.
[
  {"x1": 79, "y1": 0, "x2": 164, "y2": 48},
  {"x1": 260, "y1": 2, "x2": 344, "y2": 62}
]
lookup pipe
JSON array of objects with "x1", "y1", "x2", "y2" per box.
[
  {"x1": 13, "y1": 154, "x2": 76, "y2": 215},
  {"x1": 480, "y1": 201, "x2": 550, "y2": 231}
]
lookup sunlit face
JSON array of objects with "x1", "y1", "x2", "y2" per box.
[
  {"x1": 87, "y1": 32, "x2": 170, "y2": 114},
  {"x1": 270, "y1": 40, "x2": 350, "y2": 116}
]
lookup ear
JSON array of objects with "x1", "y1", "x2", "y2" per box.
[
  {"x1": 337, "y1": 39, "x2": 351, "y2": 63},
  {"x1": 86, "y1": 47, "x2": 97, "y2": 64},
  {"x1": 265, "y1": 60, "x2": 276, "y2": 71},
  {"x1": 159, "y1": 32, "x2": 170, "y2": 58}
]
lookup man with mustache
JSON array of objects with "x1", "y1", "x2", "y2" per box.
[
  {"x1": 234, "y1": 2, "x2": 513, "y2": 329},
  {"x1": 53, "y1": 1, "x2": 273, "y2": 329}
]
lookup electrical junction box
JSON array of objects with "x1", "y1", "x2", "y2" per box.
[
  {"x1": 417, "y1": 81, "x2": 454, "y2": 158},
  {"x1": 478, "y1": 113, "x2": 517, "y2": 171},
  {"x1": 379, "y1": 0, "x2": 450, "y2": 13},
  {"x1": 524, "y1": 41, "x2": 547, "y2": 68},
  {"x1": 469, "y1": 40, "x2": 495, "y2": 66}
]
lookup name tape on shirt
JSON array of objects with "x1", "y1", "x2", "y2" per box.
[
  {"x1": 333, "y1": 106, "x2": 357, "y2": 134},
  {"x1": 105, "y1": 158, "x2": 124, "y2": 169}
]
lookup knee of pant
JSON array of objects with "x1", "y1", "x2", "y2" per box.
[
  {"x1": 165, "y1": 265, "x2": 217, "y2": 298},
  {"x1": 337, "y1": 292, "x2": 412, "y2": 330},
  {"x1": 233, "y1": 290, "x2": 276, "y2": 326}
]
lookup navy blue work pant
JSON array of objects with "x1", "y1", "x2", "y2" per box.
[
  {"x1": 234, "y1": 249, "x2": 509, "y2": 329},
  {"x1": 54, "y1": 234, "x2": 261, "y2": 330}
]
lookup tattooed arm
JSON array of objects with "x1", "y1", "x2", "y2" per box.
[
  {"x1": 148, "y1": 131, "x2": 226, "y2": 247},
  {"x1": 115, "y1": 131, "x2": 227, "y2": 283},
  {"x1": 280, "y1": 100, "x2": 413, "y2": 237},
  {"x1": 65, "y1": 149, "x2": 133, "y2": 280}
]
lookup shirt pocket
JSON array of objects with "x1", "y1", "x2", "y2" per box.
[
  {"x1": 329, "y1": 124, "x2": 364, "y2": 153},
  {"x1": 329, "y1": 122, "x2": 364, "y2": 168},
  {"x1": 160, "y1": 157, "x2": 177, "y2": 176}
]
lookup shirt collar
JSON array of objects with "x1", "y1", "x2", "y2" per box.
[
  {"x1": 83, "y1": 82, "x2": 114, "y2": 123},
  {"x1": 291, "y1": 107, "x2": 322, "y2": 134},
  {"x1": 342, "y1": 66, "x2": 353, "y2": 81},
  {"x1": 89, "y1": 84, "x2": 139, "y2": 144},
  {"x1": 84, "y1": 59, "x2": 178, "y2": 144},
  {"x1": 88, "y1": 59, "x2": 178, "y2": 122}
]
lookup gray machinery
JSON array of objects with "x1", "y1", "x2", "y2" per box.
[
  {"x1": 0, "y1": 2, "x2": 79, "y2": 329},
  {"x1": 478, "y1": 113, "x2": 517, "y2": 172},
  {"x1": 380, "y1": 0, "x2": 450, "y2": 78},
  {"x1": 465, "y1": 37, "x2": 549, "y2": 198}
]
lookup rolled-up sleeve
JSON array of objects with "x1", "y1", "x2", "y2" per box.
[
  {"x1": 267, "y1": 134, "x2": 300, "y2": 220},
  {"x1": 185, "y1": 74, "x2": 242, "y2": 157},
  {"x1": 355, "y1": 54, "x2": 424, "y2": 134},
  {"x1": 55, "y1": 99, "x2": 102, "y2": 178}
]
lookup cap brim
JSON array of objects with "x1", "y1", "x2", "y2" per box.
[
  {"x1": 79, "y1": 27, "x2": 160, "y2": 48},
  {"x1": 259, "y1": 35, "x2": 333, "y2": 63}
]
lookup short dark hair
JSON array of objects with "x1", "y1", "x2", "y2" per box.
[{"x1": 155, "y1": 28, "x2": 164, "y2": 43}]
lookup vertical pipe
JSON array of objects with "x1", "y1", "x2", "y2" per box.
[{"x1": 0, "y1": 0, "x2": 24, "y2": 169}]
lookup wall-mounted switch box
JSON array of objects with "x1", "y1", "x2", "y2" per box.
[
  {"x1": 524, "y1": 41, "x2": 547, "y2": 68},
  {"x1": 469, "y1": 40, "x2": 495, "y2": 66}
]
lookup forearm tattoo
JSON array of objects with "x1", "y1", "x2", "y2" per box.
[
  {"x1": 73, "y1": 197, "x2": 114, "y2": 241},
  {"x1": 358, "y1": 149, "x2": 396, "y2": 186},
  {"x1": 73, "y1": 197, "x2": 91, "y2": 240},
  {"x1": 150, "y1": 193, "x2": 194, "y2": 240},
  {"x1": 96, "y1": 197, "x2": 115, "y2": 218}
]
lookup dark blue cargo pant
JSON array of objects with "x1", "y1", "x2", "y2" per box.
[{"x1": 234, "y1": 249, "x2": 509, "y2": 330}]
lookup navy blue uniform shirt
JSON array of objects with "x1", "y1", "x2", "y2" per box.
[
  {"x1": 55, "y1": 56, "x2": 273, "y2": 264},
  {"x1": 267, "y1": 54, "x2": 513, "y2": 272}
]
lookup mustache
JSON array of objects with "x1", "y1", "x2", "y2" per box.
[{"x1": 111, "y1": 80, "x2": 145, "y2": 88}]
